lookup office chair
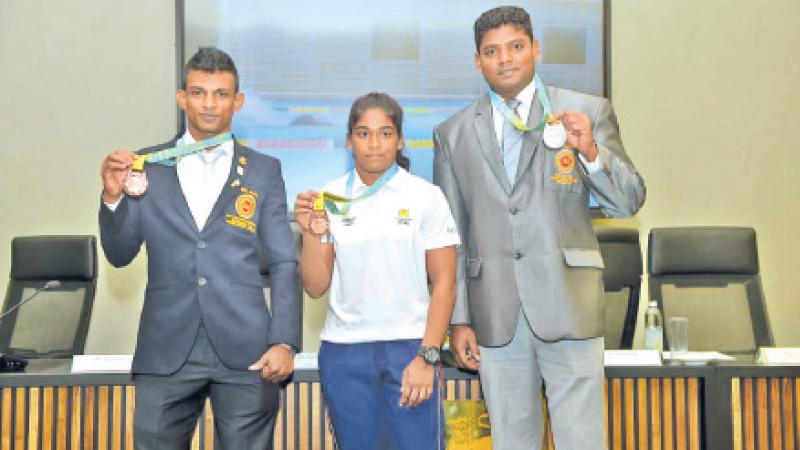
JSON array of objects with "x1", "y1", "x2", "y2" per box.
[
  {"x1": 0, "y1": 235, "x2": 98, "y2": 358},
  {"x1": 595, "y1": 227, "x2": 642, "y2": 350},
  {"x1": 648, "y1": 227, "x2": 773, "y2": 355}
]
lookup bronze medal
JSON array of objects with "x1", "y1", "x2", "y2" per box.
[
  {"x1": 309, "y1": 197, "x2": 330, "y2": 236},
  {"x1": 123, "y1": 170, "x2": 148, "y2": 197}
]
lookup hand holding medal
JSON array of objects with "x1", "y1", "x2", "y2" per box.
[
  {"x1": 553, "y1": 110, "x2": 597, "y2": 161},
  {"x1": 294, "y1": 191, "x2": 329, "y2": 237},
  {"x1": 100, "y1": 150, "x2": 138, "y2": 204}
]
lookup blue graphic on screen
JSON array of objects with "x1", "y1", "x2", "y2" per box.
[
  {"x1": 232, "y1": 97, "x2": 470, "y2": 205},
  {"x1": 185, "y1": 0, "x2": 604, "y2": 209}
]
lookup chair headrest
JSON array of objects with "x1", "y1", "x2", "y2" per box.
[
  {"x1": 595, "y1": 227, "x2": 642, "y2": 289},
  {"x1": 10, "y1": 235, "x2": 97, "y2": 280},
  {"x1": 596, "y1": 227, "x2": 640, "y2": 243},
  {"x1": 648, "y1": 227, "x2": 758, "y2": 276}
]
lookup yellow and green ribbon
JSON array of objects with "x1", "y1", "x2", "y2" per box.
[
  {"x1": 131, "y1": 132, "x2": 233, "y2": 171},
  {"x1": 322, "y1": 164, "x2": 399, "y2": 216}
]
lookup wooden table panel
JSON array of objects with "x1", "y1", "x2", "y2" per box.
[
  {"x1": 7, "y1": 371, "x2": 800, "y2": 450},
  {"x1": 732, "y1": 376, "x2": 800, "y2": 450}
]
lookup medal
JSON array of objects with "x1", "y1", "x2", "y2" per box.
[
  {"x1": 123, "y1": 170, "x2": 148, "y2": 197},
  {"x1": 543, "y1": 119, "x2": 567, "y2": 149},
  {"x1": 309, "y1": 197, "x2": 330, "y2": 236}
]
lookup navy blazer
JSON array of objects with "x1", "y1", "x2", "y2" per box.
[{"x1": 99, "y1": 139, "x2": 300, "y2": 375}]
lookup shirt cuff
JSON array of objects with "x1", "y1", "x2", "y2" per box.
[
  {"x1": 578, "y1": 151, "x2": 602, "y2": 174},
  {"x1": 103, "y1": 195, "x2": 124, "y2": 212}
]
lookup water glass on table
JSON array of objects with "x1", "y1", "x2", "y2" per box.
[{"x1": 668, "y1": 317, "x2": 689, "y2": 359}]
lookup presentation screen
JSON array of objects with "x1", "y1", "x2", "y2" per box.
[{"x1": 183, "y1": 0, "x2": 606, "y2": 206}]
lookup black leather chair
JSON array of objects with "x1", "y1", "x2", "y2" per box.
[
  {"x1": 648, "y1": 227, "x2": 773, "y2": 355},
  {"x1": 595, "y1": 227, "x2": 642, "y2": 350},
  {"x1": 0, "y1": 236, "x2": 98, "y2": 358}
]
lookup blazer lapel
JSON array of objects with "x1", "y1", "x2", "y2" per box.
[
  {"x1": 204, "y1": 139, "x2": 245, "y2": 229},
  {"x1": 473, "y1": 95, "x2": 512, "y2": 195},
  {"x1": 152, "y1": 140, "x2": 199, "y2": 233},
  {"x1": 512, "y1": 85, "x2": 545, "y2": 190}
]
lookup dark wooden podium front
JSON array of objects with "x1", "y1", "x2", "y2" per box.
[{"x1": 1, "y1": 360, "x2": 797, "y2": 450}]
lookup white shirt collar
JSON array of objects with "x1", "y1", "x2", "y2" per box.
[
  {"x1": 179, "y1": 130, "x2": 235, "y2": 162},
  {"x1": 352, "y1": 165, "x2": 407, "y2": 194}
]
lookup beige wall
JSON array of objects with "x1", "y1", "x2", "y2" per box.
[
  {"x1": 0, "y1": 1, "x2": 176, "y2": 353},
  {"x1": 608, "y1": 0, "x2": 800, "y2": 346},
  {"x1": 0, "y1": 1, "x2": 797, "y2": 354}
]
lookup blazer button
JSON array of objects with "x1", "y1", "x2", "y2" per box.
[
  {"x1": 197, "y1": 240, "x2": 207, "y2": 249},
  {"x1": 514, "y1": 252, "x2": 522, "y2": 260},
  {"x1": 509, "y1": 207, "x2": 519, "y2": 215},
  {"x1": 198, "y1": 277, "x2": 208, "y2": 287}
]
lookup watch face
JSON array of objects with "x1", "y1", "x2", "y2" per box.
[{"x1": 420, "y1": 346, "x2": 441, "y2": 365}]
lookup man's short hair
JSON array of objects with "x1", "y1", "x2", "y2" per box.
[
  {"x1": 182, "y1": 47, "x2": 239, "y2": 92},
  {"x1": 474, "y1": 6, "x2": 534, "y2": 51}
]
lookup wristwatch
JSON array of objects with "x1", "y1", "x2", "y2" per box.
[{"x1": 417, "y1": 346, "x2": 441, "y2": 365}]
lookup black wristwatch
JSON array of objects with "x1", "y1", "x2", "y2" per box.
[{"x1": 417, "y1": 346, "x2": 441, "y2": 365}]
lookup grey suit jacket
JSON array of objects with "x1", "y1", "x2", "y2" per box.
[
  {"x1": 433, "y1": 84, "x2": 645, "y2": 346},
  {"x1": 99, "y1": 139, "x2": 299, "y2": 375}
]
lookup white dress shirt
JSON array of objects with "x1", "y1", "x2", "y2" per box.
[
  {"x1": 491, "y1": 77, "x2": 601, "y2": 173},
  {"x1": 175, "y1": 132, "x2": 234, "y2": 231}
]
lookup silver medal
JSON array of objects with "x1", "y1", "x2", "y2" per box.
[{"x1": 543, "y1": 121, "x2": 567, "y2": 149}]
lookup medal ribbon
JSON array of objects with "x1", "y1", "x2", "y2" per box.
[
  {"x1": 487, "y1": 74, "x2": 556, "y2": 133},
  {"x1": 131, "y1": 132, "x2": 233, "y2": 171},
  {"x1": 322, "y1": 164, "x2": 399, "y2": 216}
]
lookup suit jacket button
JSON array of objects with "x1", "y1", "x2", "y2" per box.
[
  {"x1": 198, "y1": 277, "x2": 208, "y2": 287},
  {"x1": 197, "y1": 240, "x2": 207, "y2": 249},
  {"x1": 514, "y1": 252, "x2": 522, "y2": 260},
  {"x1": 509, "y1": 207, "x2": 519, "y2": 215}
]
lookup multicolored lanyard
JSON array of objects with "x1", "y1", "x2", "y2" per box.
[
  {"x1": 131, "y1": 132, "x2": 233, "y2": 171},
  {"x1": 487, "y1": 74, "x2": 555, "y2": 133},
  {"x1": 322, "y1": 163, "x2": 399, "y2": 217}
]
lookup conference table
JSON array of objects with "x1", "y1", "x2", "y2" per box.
[{"x1": 0, "y1": 358, "x2": 798, "y2": 450}]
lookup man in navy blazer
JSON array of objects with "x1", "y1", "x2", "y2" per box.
[{"x1": 99, "y1": 47, "x2": 299, "y2": 449}]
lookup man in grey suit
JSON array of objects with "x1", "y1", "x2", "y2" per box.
[
  {"x1": 99, "y1": 47, "x2": 299, "y2": 449},
  {"x1": 433, "y1": 7, "x2": 645, "y2": 450}
]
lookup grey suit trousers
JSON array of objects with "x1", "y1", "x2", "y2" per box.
[
  {"x1": 478, "y1": 311, "x2": 605, "y2": 450},
  {"x1": 134, "y1": 326, "x2": 280, "y2": 450}
]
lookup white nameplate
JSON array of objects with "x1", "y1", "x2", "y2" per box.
[
  {"x1": 756, "y1": 347, "x2": 800, "y2": 365},
  {"x1": 663, "y1": 351, "x2": 735, "y2": 364},
  {"x1": 604, "y1": 350, "x2": 662, "y2": 366},
  {"x1": 294, "y1": 352, "x2": 318, "y2": 370},
  {"x1": 71, "y1": 355, "x2": 133, "y2": 373}
]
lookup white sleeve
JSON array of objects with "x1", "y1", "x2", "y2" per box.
[
  {"x1": 104, "y1": 194, "x2": 125, "y2": 212},
  {"x1": 579, "y1": 151, "x2": 602, "y2": 174},
  {"x1": 422, "y1": 186, "x2": 461, "y2": 250}
]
